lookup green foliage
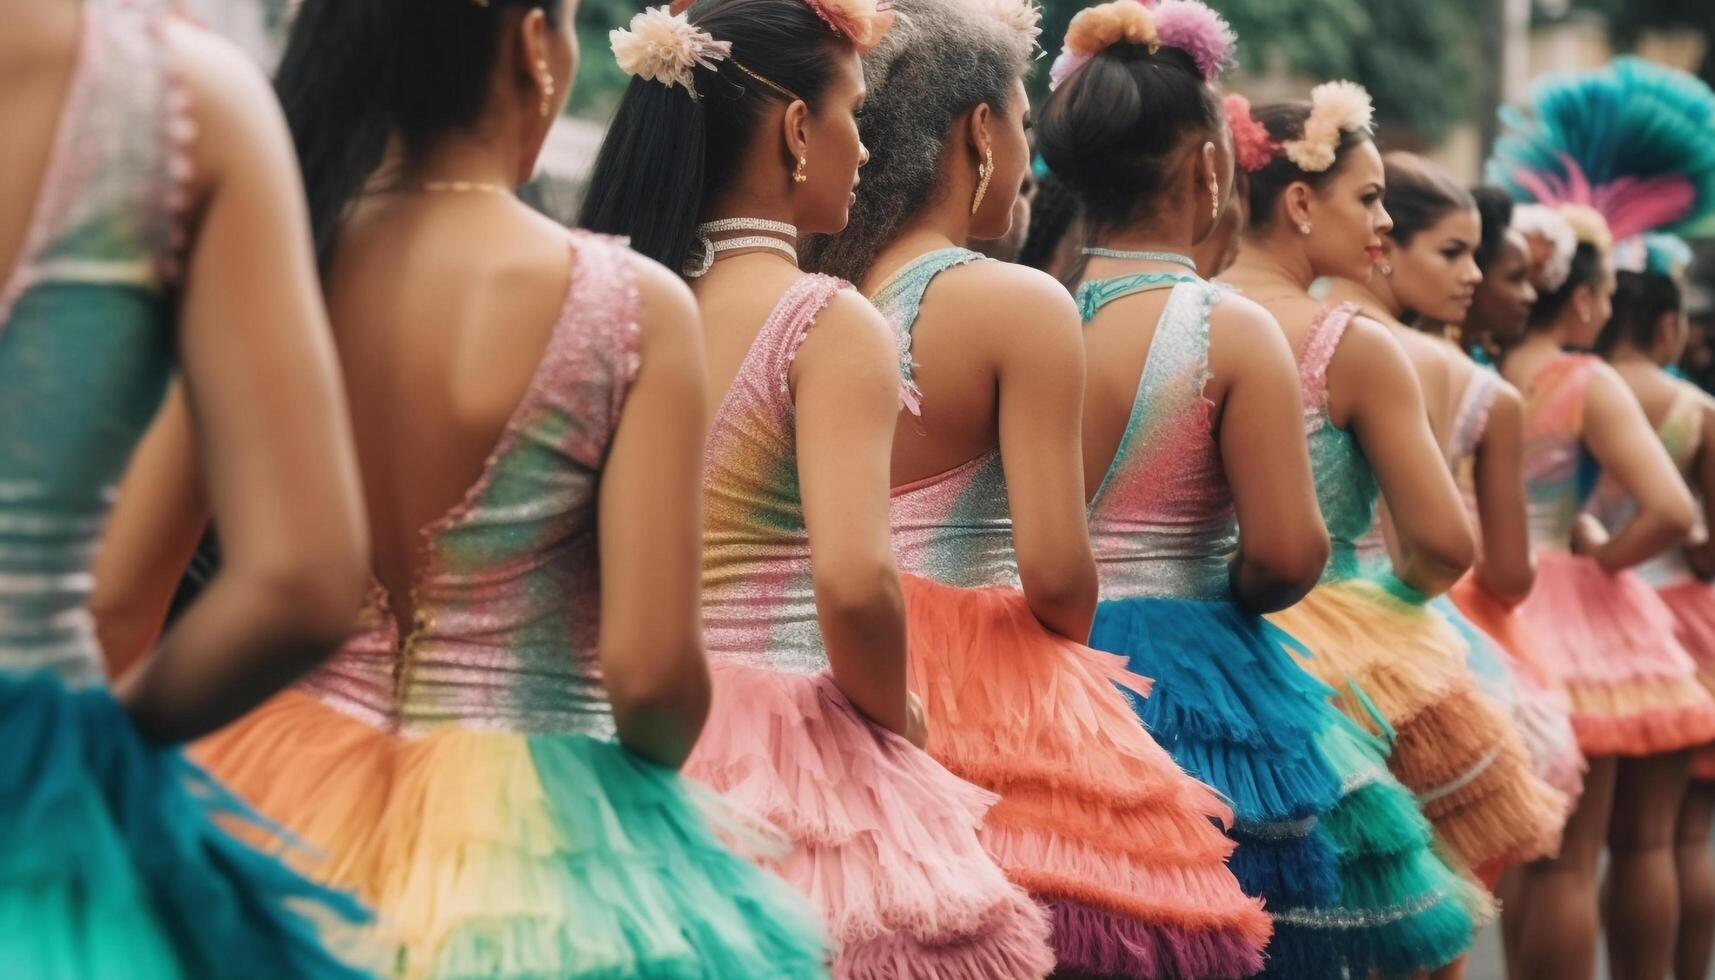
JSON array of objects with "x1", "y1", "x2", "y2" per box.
[
  {"x1": 1568, "y1": 0, "x2": 1715, "y2": 87},
  {"x1": 571, "y1": 0, "x2": 646, "y2": 119}
]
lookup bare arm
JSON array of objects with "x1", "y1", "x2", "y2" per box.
[
  {"x1": 1580, "y1": 362, "x2": 1696, "y2": 571},
  {"x1": 794, "y1": 292, "x2": 911, "y2": 739},
  {"x1": 115, "y1": 24, "x2": 368, "y2": 743},
  {"x1": 1212, "y1": 297, "x2": 1330, "y2": 612},
  {"x1": 1690, "y1": 401, "x2": 1715, "y2": 581},
  {"x1": 1471, "y1": 384, "x2": 1536, "y2": 603},
  {"x1": 989, "y1": 268, "x2": 1098, "y2": 641},
  {"x1": 1336, "y1": 319, "x2": 1473, "y2": 596},
  {"x1": 91, "y1": 385, "x2": 210, "y2": 676},
  {"x1": 597, "y1": 258, "x2": 711, "y2": 769}
]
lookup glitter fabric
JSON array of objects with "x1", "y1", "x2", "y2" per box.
[{"x1": 0, "y1": 2, "x2": 370, "y2": 975}]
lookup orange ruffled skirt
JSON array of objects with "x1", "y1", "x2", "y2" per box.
[
  {"x1": 900, "y1": 575, "x2": 1272, "y2": 979},
  {"x1": 1267, "y1": 578, "x2": 1566, "y2": 878},
  {"x1": 1514, "y1": 552, "x2": 1715, "y2": 757},
  {"x1": 1655, "y1": 580, "x2": 1715, "y2": 778}
]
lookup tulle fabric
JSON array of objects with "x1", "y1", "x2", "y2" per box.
[
  {"x1": 1266, "y1": 578, "x2": 1565, "y2": 877},
  {"x1": 1445, "y1": 579, "x2": 1586, "y2": 802},
  {"x1": 901, "y1": 577, "x2": 1272, "y2": 979},
  {"x1": 198, "y1": 691, "x2": 829, "y2": 978},
  {"x1": 1655, "y1": 580, "x2": 1715, "y2": 778},
  {"x1": 0, "y1": 672, "x2": 372, "y2": 979},
  {"x1": 1087, "y1": 595, "x2": 1343, "y2": 980},
  {"x1": 1515, "y1": 552, "x2": 1715, "y2": 756},
  {"x1": 684, "y1": 660, "x2": 1056, "y2": 980}
]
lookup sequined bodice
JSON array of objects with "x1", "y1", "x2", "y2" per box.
[
  {"x1": 300, "y1": 233, "x2": 642, "y2": 737},
  {"x1": 873, "y1": 248, "x2": 1019, "y2": 589},
  {"x1": 1520, "y1": 354, "x2": 1597, "y2": 551},
  {"x1": 1078, "y1": 272, "x2": 1236, "y2": 600},
  {"x1": 1590, "y1": 379, "x2": 1704, "y2": 587},
  {"x1": 699, "y1": 274, "x2": 850, "y2": 674},
  {"x1": 1297, "y1": 304, "x2": 1377, "y2": 583},
  {"x1": 0, "y1": 1, "x2": 182, "y2": 687}
]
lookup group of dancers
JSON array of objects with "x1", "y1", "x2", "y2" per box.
[{"x1": 7, "y1": 0, "x2": 1715, "y2": 976}]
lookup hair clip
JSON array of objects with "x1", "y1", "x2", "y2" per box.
[
  {"x1": 1224, "y1": 94, "x2": 1276, "y2": 173},
  {"x1": 611, "y1": 6, "x2": 732, "y2": 99},
  {"x1": 1281, "y1": 80, "x2": 1374, "y2": 173}
]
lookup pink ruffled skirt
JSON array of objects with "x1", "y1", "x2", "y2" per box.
[{"x1": 1656, "y1": 580, "x2": 1715, "y2": 778}]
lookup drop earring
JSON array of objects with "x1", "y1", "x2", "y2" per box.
[
  {"x1": 1209, "y1": 179, "x2": 1220, "y2": 221},
  {"x1": 971, "y1": 146, "x2": 994, "y2": 216},
  {"x1": 793, "y1": 156, "x2": 808, "y2": 184},
  {"x1": 537, "y1": 58, "x2": 554, "y2": 119}
]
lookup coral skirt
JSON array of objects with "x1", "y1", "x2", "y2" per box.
[
  {"x1": 903, "y1": 576, "x2": 1272, "y2": 979},
  {"x1": 1655, "y1": 579, "x2": 1715, "y2": 777},
  {"x1": 1514, "y1": 552, "x2": 1715, "y2": 757},
  {"x1": 684, "y1": 658, "x2": 1055, "y2": 980}
]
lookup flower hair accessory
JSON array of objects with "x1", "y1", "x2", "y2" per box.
[
  {"x1": 1151, "y1": 0, "x2": 1236, "y2": 81},
  {"x1": 1224, "y1": 93, "x2": 1276, "y2": 173},
  {"x1": 804, "y1": 0, "x2": 896, "y2": 53},
  {"x1": 1049, "y1": 1, "x2": 1158, "y2": 91},
  {"x1": 972, "y1": 0, "x2": 1045, "y2": 48},
  {"x1": 1557, "y1": 203, "x2": 1613, "y2": 254},
  {"x1": 1510, "y1": 204, "x2": 1577, "y2": 291},
  {"x1": 1281, "y1": 80, "x2": 1375, "y2": 173},
  {"x1": 611, "y1": 6, "x2": 732, "y2": 99}
]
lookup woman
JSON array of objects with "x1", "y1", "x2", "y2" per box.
[
  {"x1": 1590, "y1": 241, "x2": 1715, "y2": 980},
  {"x1": 580, "y1": 2, "x2": 1054, "y2": 975},
  {"x1": 807, "y1": 0, "x2": 1270, "y2": 975},
  {"x1": 1218, "y1": 83, "x2": 1496, "y2": 976},
  {"x1": 1, "y1": 0, "x2": 374, "y2": 974},
  {"x1": 114, "y1": 0, "x2": 833, "y2": 975}
]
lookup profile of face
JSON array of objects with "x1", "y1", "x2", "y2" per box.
[
  {"x1": 518, "y1": 1, "x2": 580, "y2": 184},
  {"x1": 1292, "y1": 140, "x2": 1392, "y2": 283},
  {"x1": 1566, "y1": 256, "x2": 1617, "y2": 349},
  {"x1": 791, "y1": 47, "x2": 869, "y2": 235},
  {"x1": 971, "y1": 78, "x2": 1033, "y2": 241},
  {"x1": 1468, "y1": 229, "x2": 1537, "y2": 342},
  {"x1": 1388, "y1": 207, "x2": 1482, "y2": 324}
]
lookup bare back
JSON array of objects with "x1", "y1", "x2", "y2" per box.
[{"x1": 0, "y1": 1, "x2": 81, "y2": 283}]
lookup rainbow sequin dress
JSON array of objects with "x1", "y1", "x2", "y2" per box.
[
  {"x1": 0, "y1": 2, "x2": 368, "y2": 975},
  {"x1": 1512, "y1": 354, "x2": 1715, "y2": 756},
  {"x1": 687, "y1": 272, "x2": 1055, "y2": 979},
  {"x1": 200, "y1": 233, "x2": 828, "y2": 978},
  {"x1": 877, "y1": 250, "x2": 1270, "y2": 979}
]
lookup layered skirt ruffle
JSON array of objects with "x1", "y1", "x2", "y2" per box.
[
  {"x1": 1515, "y1": 552, "x2": 1715, "y2": 757},
  {"x1": 1088, "y1": 594, "x2": 1341, "y2": 979},
  {"x1": 1266, "y1": 577, "x2": 1566, "y2": 877},
  {"x1": 198, "y1": 690, "x2": 828, "y2": 978},
  {"x1": 0, "y1": 671, "x2": 372, "y2": 979},
  {"x1": 902, "y1": 577, "x2": 1272, "y2": 979},
  {"x1": 684, "y1": 660, "x2": 1055, "y2": 980},
  {"x1": 1654, "y1": 579, "x2": 1715, "y2": 778}
]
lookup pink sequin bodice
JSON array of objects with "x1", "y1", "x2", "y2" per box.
[{"x1": 1521, "y1": 354, "x2": 1597, "y2": 550}]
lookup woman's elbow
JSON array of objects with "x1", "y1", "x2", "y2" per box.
[
  {"x1": 815, "y1": 556, "x2": 906, "y2": 629},
  {"x1": 1244, "y1": 530, "x2": 1331, "y2": 601},
  {"x1": 1478, "y1": 557, "x2": 1536, "y2": 606},
  {"x1": 607, "y1": 640, "x2": 712, "y2": 766}
]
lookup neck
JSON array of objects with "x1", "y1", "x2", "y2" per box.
[
  {"x1": 1607, "y1": 342, "x2": 1658, "y2": 367},
  {"x1": 1090, "y1": 221, "x2": 1197, "y2": 258},
  {"x1": 1365, "y1": 270, "x2": 1407, "y2": 320},
  {"x1": 1233, "y1": 231, "x2": 1316, "y2": 293},
  {"x1": 863, "y1": 202, "x2": 970, "y2": 293},
  {"x1": 702, "y1": 171, "x2": 799, "y2": 231},
  {"x1": 409, "y1": 131, "x2": 524, "y2": 190}
]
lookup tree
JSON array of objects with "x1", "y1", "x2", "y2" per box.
[{"x1": 1569, "y1": 0, "x2": 1715, "y2": 87}]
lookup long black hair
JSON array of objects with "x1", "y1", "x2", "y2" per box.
[
  {"x1": 579, "y1": 0, "x2": 850, "y2": 275},
  {"x1": 1037, "y1": 42, "x2": 1221, "y2": 238},
  {"x1": 275, "y1": 0, "x2": 566, "y2": 268},
  {"x1": 1471, "y1": 185, "x2": 1515, "y2": 275}
]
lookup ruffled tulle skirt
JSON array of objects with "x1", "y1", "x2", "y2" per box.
[
  {"x1": 1266, "y1": 577, "x2": 1565, "y2": 877},
  {"x1": 1444, "y1": 580, "x2": 1585, "y2": 803},
  {"x1": 1655, "y1": 580, "x2": 1715, "y2": 778},
  {"x1": 1087, "y1": 594, "x2": 1341, "y2": 979},
  {"x1": 198, "y1": 690, "x2": 828, "y2": 978},
  {"x1": 0, "y1": 671, "x2": 372, "y2": 979},
  {"x1": 684, "y1": 660, "x2": 1054, "y2": 980},
  {"x1": 902, "y1": 577, "x2": 1271, "y2": 979},
  {"x1": 1515, "y1": 552, "x2": 1715, "y2": 757}
]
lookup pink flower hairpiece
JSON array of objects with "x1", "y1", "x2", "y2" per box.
[
  {"x1": 611, "y1": 6, "x2": 732, "y2": 99},
  {"x1": 667, "y1": 0, "x2": 894, "y2": 52},
  {"x1": 1049, "y1": 0, "x2": 1234, "y2": 92},
  {"x1": 971, "y1": 0, "x2": 1045, "y2": 48},
  {"x1": 1224, "y1": 94, "x2": 1276, "y2": 173},
  {"x1": 1281, "y1": 80, "x2": 1374, "y2": 173}
]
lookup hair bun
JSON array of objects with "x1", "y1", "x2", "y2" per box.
[{"x1": 1049, "y1": 0, "x2": 1234, "y2": 91}]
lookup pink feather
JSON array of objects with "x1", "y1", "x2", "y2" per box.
[{"x1": 1151, "y1": 0, "x2": 1236, "y2": 81}]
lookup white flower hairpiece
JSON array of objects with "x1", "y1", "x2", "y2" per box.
[
  {"x1": 610, "y1": 6, "x2": 733, "y2": 100},
  {"x1": 1511, "y1": 203, "x2": 1578, "y2": 291},
  {"x1": 1282, "y1": 80, "x2": 1375, "y2": 173}
]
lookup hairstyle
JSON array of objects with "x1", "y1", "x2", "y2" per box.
[
  {"x1": 1596, "y1": 270, "x2": 1683, "y2": 354},
  {"x1": 1381, "y1": 153, "x2": 1473, "y2": 246},
  {"x1": 1528, "y1": 241, "x2": 1604, "y2": 328},
  {"x1": 1036, "y1": 41, "x2": 1222, "y2": 238},
  {"x1": 803, "y1": 0, "x2": 1039, "y2": 282},
  {"x1": 578, "y1": 0, "x2": 854, "y2": 274},
  {"x1": 1243, "y1": 101, "x2": 1374, "y2": 231},
  {"x1": 1018, "y1": 169, "x2": 1080, "y2": 271},
  {"x1": 1470, "y1": 185, "x2": 1515, "y2": 274},
  {"x1": 274, "y1": 0, "x2": 566, "y2": 268}
]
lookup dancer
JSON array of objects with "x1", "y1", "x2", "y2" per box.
[
  {"x1": 808, "y1": 0, "x2": 1272, "y2": 975},
  {"x1": 117, "y1": 1, "x2": 832, "y2": 975},
  {"x1": 0, "y1": 0, "x2": 376, "y2": 974},
  {"x1": 1218, "y1": 82, "x2": 1501, "y2": 976},
  {"x1": 581, "y1": 2, "x2": 1055, "y2": 976},
  {"x1": 1325, "y1": 154, "x2": 1569, "y2": 881},
  {"x1": 1591, "y1": 237, "x2": 1715, "y2": 980},
  {"x1": 1489, "y1": 56, "x2": 1715, "y2": 979}
]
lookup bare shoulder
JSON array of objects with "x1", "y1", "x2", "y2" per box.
[
  {"x1": 939, "y1": 260, "x2": 1079, "y2": 322},
  {"x1": 163, "y1": 18, "x2": 291, "y2": 183},
  {"x1": 1208, "y1": 290, "x2": 1286, "y2": 346},
  {"x1": 1334, "y1": 314, "x2": 1417, "y2": 382},
  {"x1": 624, "y1": 250, "x2": 699, "y2": 350},
  {"x1": 799, "y1": 284, "x2": 893, "y2": 359}
]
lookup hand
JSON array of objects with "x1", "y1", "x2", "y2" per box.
[
  {"x1": 904, "y1": 690, "x2": 928, "y2": 749},
  {"x1": 1571, "y1": 513, "x2": 1611, "y2": 559}
]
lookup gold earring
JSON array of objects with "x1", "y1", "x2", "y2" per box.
[
  {"x1": 793, "y1": 156, "x2": 808, "y2": 184},
  {"x1": 537, "y1": 58, "x2": 554, "y2": 119},
  {"x1": 971, "y1": 147, "x2": 993, "y2": 216},
  {"x1": 1209, "y1": 180, "x2": 1220, "y2": 221}
]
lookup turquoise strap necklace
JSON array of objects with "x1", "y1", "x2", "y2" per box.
[{"x1": 1081, "y1": 247, "x2": 1197, "y2": 272}]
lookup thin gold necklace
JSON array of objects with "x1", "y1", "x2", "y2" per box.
[{"x1": 421, "y1": 180, "x2": 512, "y2": 195}]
